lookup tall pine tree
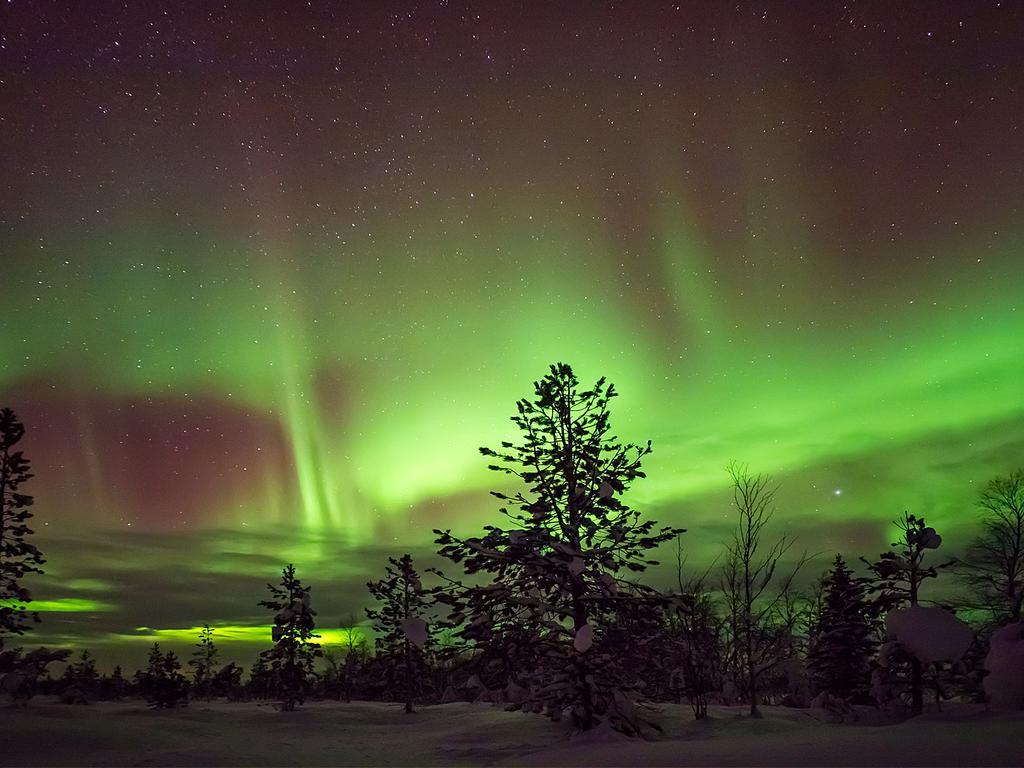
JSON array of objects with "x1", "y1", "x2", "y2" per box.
[
  {"x1": 0, "y1": 408, "x2": 44, "y2": 644},
  {"x1": 137, "y1": 643, "x2": 188, "y2": 709},
  {"x1": 188, "y1": 624, "x2": 218, "y2": 700},
  {"x1": 366, "y1": 554, "x2": 435, "y2": 714},
  {"x1": 259, "y1": 564, "x2": 321, "y2": 711},
  {"x1": 807, "y1": 555, "x2": 877, "y2": 701},
  {"x1": 435, "y1": 363, "x2": 683, "y2": 734}
]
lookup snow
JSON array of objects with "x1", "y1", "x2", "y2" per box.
[
  {"x1": 573, "y1": 623, "x2": 594, "y2": 653},
  {"x1": 884, "y1": 606, "x2": 973, "y2": 664},
  {"x1": 918, "y1": 527, "x2": 942, "y2": 549},
  {"x1": 399, "y1": 617, "x2": 428, "y2": 648},
  {"x1": 0, "y1": 700, "x2": 1018, "y2": 766},
  {"x1": 983, "y1": 621, "x2": 1024, "y2": 710}
]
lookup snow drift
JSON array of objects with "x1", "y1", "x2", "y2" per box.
[
  {"x1": 884, "y1": 606, "x2": 973, "y2": 664},
  {"x1": 983, "y1": 621, "x2": 1024, "y2": 710}
]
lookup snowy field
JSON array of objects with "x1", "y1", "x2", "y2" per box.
[{"x1": 1, "y1": 699, "x2": 1021, "y2": 767}]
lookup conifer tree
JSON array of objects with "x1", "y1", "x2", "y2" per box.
[
  {"x1": 434, "y1": 363, "x2": 683, "y2": 734},
  {"x1": 862, "y1": 512, "x2": 951, "y2": 715},
  {"x1": 188, "y1": 624, "x2": 218, "y2": 700},
  {"x1": 137, "y1": 643, "x2": 188, "y2": 709},
  {"x1": 99, "y1": 665, "x2": 127, "y2": 700},
  {"x1": 807, "y1": 555, "x2": 877, "y2": 701},
  {"x1": 247, "y1": 656, "x2": 273, "y2": 700},
  {"x1": 366, "y1": 553, "x2": 435, "y2": 713},
  {"x1": 212, "y1": 662, "x2": 244, "y2": 700},
  {"x1": 0, "y1": 408, "x2": 44, "y2": 644},
  {"x1": 258, "y1": 564, "x2": 321, "y2": 711},
  {"x1": 60, "y1": 649, "x2": 99, "y2": 703}
]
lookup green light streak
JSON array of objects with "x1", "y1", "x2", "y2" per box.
[
  {"x1": 1, "y1": 598, "x2": 115, "y2": 613},
  {"x1": 119, "y1": 625, "x2": 367, "y2": 646}
]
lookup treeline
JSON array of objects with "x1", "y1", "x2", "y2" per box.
[{"x1": 1, "y1": 367, "x2": 1022, "y2": 735}]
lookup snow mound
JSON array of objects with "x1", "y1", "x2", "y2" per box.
[
  {"x1": 884, "y1": 606, "x2": 972, "y2": 664},
  {"x1": 573, "y1": 623, "x2": 594, "y2": 653},
  {"x1": 400, "y1": 617, "x2": 429, "y2": 648},
  {"x1": 983, "y1": 621, "x2": 1024, "y2": 710}
]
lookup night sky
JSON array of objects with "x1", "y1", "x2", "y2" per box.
[{"x1": 2, "y1": 2, "x2": 1022, "y2": 666}]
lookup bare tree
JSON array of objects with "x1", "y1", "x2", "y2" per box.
[
  {"x1": 957, "y1": 470, "x2": 1024, "y2": 626},
  {"x1": 720, "y1": 462, "x2": 808, "y2": 717}
]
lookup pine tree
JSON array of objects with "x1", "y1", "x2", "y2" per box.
[
  {"x1": 807, "y1": 555, "x2": 877, "y2": 701},
  {"x1": 366, "y1": 554, "x2": 435, "y2": 713},
  {"x1": 0, "y1": 408, "x2": 44, "y2": 644},
  {"x1": 98, "y1": 665, "x2": 127, "y2": 700},
  {"x1": 188, "y1": 624, "x2": 218, "y2": 700},
  {"x1": 137, "y1": 643, "x2": 188, "y2": 709},
  {"x1": 247, "y1": 656, "x2": 273, "y2": 700},
  {"x1": 258, "y1": 564, "x2": 321, "y2": 711},
  {"x1": 434, "y1": 363, "x2": 683, "y2": 734},
  {"x1": 60, "y1": 649, "x2": 100, "y2": 703},
  {"x1": 211, "y1": 662, "x2": 244, "y2": 700},
  {"x1": 862, "y1": 512, "x2": 952, "y2": 715}
]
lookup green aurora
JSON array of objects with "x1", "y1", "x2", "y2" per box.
[{"x1": 1, "y1": 2, "x2": 1022, "y2": 666}]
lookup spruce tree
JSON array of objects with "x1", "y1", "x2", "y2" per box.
[
  {"x1": 188, "y1": 624, "x2": 218, "y2": 700},
  {"x1": 99, "y1": 665, "x2": 127, "y2": 700},
  {"x1": 0, "y1": 408, "x2": 44, "y2": 644},
  {"x1": 60, "y1": 649, "x2": 99, "y2": 703},
  {"x1": 247, "y1": 656, "x2": 273, "y2": 700},
  {"x1": 212, "y1": 662, "x2": 244, "y2": 700},
  {"x1": 138, "y1": 643, "x2": 188, "y2": 709},
  {"x1": 807, "y1": 555, "x2": 876, "y2": 701},
  {"x1": 434, "y1": 363, "x2": 683, "y2": 734},
  {"x1": 258, "y1": 564, "x2": 321, "y2": 711},
  {"x1": 366, "y1": 553, "x2": 435, "y2": 713}
]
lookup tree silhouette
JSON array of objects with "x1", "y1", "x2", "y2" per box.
[
  {"x1": 667, "y1": 536, "x2": 721, "y2": 720},
  {"x1": 957, "y1": 470, "x2": 1024, "y2": 625},
  {"x1": 0, "y1": 408, "x2": 44, "y2": 644},
  {"x1": 98, "y1": 665, "x2": 128, "y2": 701},
  {"x1": 807, "y1": 555, "x2": 877, "y2": 701},
  {"x1": 0, "y1": 646, "x2": 69, "y2": 706},
  {"x1": 188, "y1": 624, "x2": 219, "y2": 700},
  {"x1": 366, "y1": 554, "x2": 435, "y2": 713},
  {"x1": 247, "y1": 656, "x2": 273, "y2": 700},
  {"x1": 434, "y1": 363, "x2": 683, "y2": 734},
  {"x1": 862, "y1": 512, "x2": 951, "y2": 715},
  {"x1": 137, "y1": 643, "x2": 188, "y2": 709},
  {"x1": 259, "y1": 564, "x2": 321, "y2": 711},
  {"x1": 720, "y1": 462, "x2": 808, "y2": 718},
  {"x1": 210, "y1": 662, "x2": 244, "y2": 700},
  {"x1": 60, "y1": 649, "x2": 100, "y2": 704}
]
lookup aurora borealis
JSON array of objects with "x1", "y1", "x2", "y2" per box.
[{"x1": 1, "y1": 2, "x2": 1022, "y2": 666}]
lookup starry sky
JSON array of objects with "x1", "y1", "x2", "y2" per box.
[{"x1": 2, "y1": 2, "x2": 1022, "y2": 666}]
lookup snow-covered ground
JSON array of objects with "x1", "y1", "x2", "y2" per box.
[{"x1": 1, "y1": 699, "x2": 1020, "y2": 767}]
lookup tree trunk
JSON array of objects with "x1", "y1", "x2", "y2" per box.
[
  {"x1": 910, "y1": 656, "x2": 923, "y2": 715},
  {"x1": 570, "y1": 583, "x2": 594, "y2": 730}
]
